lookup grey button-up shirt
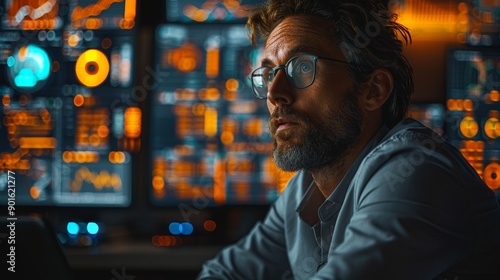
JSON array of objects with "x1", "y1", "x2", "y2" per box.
[{"x1": 197, "y1": 118, "x2": 500, "y2": 280}]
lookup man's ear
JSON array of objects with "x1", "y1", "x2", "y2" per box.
[{"x1": 360, "y1": 68, "x2": 394, "y2": 111}]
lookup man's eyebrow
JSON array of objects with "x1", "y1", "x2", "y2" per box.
[
  {"x1": 260, "y1": 57, "x2": 273, "y2": 67},
  {"x1": 259, "y1": 45, "x2": 321, "y2": 66}
]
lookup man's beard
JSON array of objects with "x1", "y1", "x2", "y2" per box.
[{"x1": 271, "y1": 89, "x2": 362, "y2": 172}]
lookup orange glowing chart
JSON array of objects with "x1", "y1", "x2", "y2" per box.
[
  {"x1": 6, "y1": 0, "x2": 59, "y2": 29},
  {"x1": 484, "y1": 117, "x2": 500, "y2": 139},
  {"x1": 75, "y1": 49, "x2": 109, "y2": 87},
  {"x1": 459, "y1": 116, "x2": 479, "y2": 138},
  {"x1": 71, "y1": 0, "x2": 136, "y2": 29},
  {"x1": 483, "y1": 162, "x2": 500, "y2": 191}
]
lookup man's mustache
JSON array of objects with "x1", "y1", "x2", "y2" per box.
[{"x1": 269, "y1": 107, "x2": 308, "y2": 133}]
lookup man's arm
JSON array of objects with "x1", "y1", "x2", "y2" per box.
[
  {"x1": 196, "y1": 192, "x2": 291, "y2": 279},
  {"x1": 312, "y1": 152, "x2": 480, "y2": 279}
]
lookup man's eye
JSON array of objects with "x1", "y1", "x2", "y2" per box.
[
  {"x1": 300, "y1": 63, "x2": 312, "y2": 73},
  {"x1": 267, "y1": 72, "x2": 274, "y2": 81},
  {"x1": 295, "y1": 61, "x2": 313, "y2": 74}
]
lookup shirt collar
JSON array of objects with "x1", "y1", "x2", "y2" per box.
[{"x1": 297, "y1": 124, "x2": 390, "y2": 226}]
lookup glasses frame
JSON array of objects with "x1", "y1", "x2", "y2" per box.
[{"x1": 250, "y1": 54, "x2": 348, "y2": 99}]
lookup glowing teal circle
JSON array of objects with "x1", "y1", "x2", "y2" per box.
[
  {"x1": 67, "y1": 222, "x2": 80, "y2": 235},
  {"x1": 8, "y1": 45, "x2": 51, "y2": 90},
  {"x1": 86, "y1": 222, "x2": 99, "y2": 235}
]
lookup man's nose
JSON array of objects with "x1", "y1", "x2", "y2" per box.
[{"x1": 267, "y1": 68, "x2": 293, "y2": 106}]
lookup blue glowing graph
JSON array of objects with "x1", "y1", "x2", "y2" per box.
[{"x1": 7, "y1": 44, "x2": 51, "y2": 91}]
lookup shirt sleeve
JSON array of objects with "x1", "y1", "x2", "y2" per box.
[
  {"x1": 312, "y1": 151, "x2": 476, "y2": 280},
  {"x1": 196, "y1": 191, "x2": 292, "y2": 280}
]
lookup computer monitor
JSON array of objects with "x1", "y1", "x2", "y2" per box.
[
  {"x1": 148, "y1": 0, "x2": 294, "y2": 207},
  {"x1": 0, "y1": 0, "x2": 138, "y2": 207},
  {"x1": 445, "y1": 47, "x2": 500, "y2": 193}
]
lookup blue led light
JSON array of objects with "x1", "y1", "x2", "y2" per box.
[
  {"x1": 180, "y1": 222, "x2": 193, "y2": 235},
  {"x1": 169, "y1": 222, "x2": 181, "y2": 235},
  {"x1": 169, "y1": 222, "x2": 194, "y2": 235},
  {"x1": 86, "y1": 222, "x2": 99, "y2": 235},
  {"x1": 67, "y1": 222, "x2": 79, "y2": 236}
]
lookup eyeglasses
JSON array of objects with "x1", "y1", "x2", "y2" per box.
[{"x1": 250, "y1": 54, "x2": 348, "y2": 99}]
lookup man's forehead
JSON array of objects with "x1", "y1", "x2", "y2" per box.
[
  {"x1": 268, "y1": 15, "x2": 334, "y2": 40},
  {"x1": 263, "y1": 16, "x2": 339, "y2": 61}
]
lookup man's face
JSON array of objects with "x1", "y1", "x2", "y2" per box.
[{"x1": 262, "y1": 15, "x2": 363, "y2": 171}]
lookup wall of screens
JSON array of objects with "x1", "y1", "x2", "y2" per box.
[{"x1": 2, "y1": 0, "x2": 498, "y2": 209}]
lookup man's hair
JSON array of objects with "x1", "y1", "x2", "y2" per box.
[{"x1": 247, "y1": 0, "x2": 414, "y2": 127}]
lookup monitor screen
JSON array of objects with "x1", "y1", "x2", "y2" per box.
[
  {"x1": 149, "y1": 0, "x2": 295, "y2": 206},
  {"x1": 446, "y1": 47, "x2": 500, "y2": 193},
  {"x1": 0, "y1": 0, "x2": 138, "y2": 207}
]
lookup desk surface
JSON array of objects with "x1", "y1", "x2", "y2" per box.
[{"x1": 65, "y1": 243, "x2": 223, "y2": 271}]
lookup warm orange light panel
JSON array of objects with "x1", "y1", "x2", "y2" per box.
[
  {"x1": 124, "y1": 107, "x2": 142, "y2": 138},
  {"x1": 393, "y1": 0, "x2": 460, "y2": 36},
  {"x1": 124, "y1": 0, "x2": 136, "y2": 19},
  {"x1": 19, "y1": 137, "x2": 56, "y2": 149},
  {"x1": 206, "y1": 48, "x2": 220, "y2": 78}
]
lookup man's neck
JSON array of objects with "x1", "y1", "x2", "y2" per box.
[
  {"x1": 309, "y1": 147, "x2": 358, "y2": 198},
  {"x1": 309, "y1": 123, "x2": 382, "y2": 198}
]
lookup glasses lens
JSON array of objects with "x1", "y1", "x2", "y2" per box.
[
  {"x1": 251, "y1": 67, "x2": 271, "y2": 99},
  {"x1": 287, "y1": 55, "x2": 316, "y2": 88},
  {"x1": 250, "y1": 55, "x2": 318, "y2": 99}
]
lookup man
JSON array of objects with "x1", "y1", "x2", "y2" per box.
[{"x1": 197, "y1": 0, "x2": 500, "y2": 279}]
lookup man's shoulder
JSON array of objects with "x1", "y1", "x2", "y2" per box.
[
  {"x1": 355, "y1": 118, "x2": 463, "y2": 182},
  {"x1": 370, "y1": 118, "x2": 449, "y2": 158},
  {"x1": 383, "y1": 118, "x2": 439, "y2": 142}
]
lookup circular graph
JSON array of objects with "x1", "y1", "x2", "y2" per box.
[
  {"x1": 75, "y1": 49, "x2": 109, "y2": 88},
  {"x1": 483, "y1": 162, "x2": 500, "y2": 190},
  {"x1": 460, "y1": 116, "x2": 479, "y2": 138},
  {"x1": 7, "y1": 44, "x2": 51, "y2": 93},
  {"x1": 484, "y1": 117, "x2": 500, "y2": 139}
]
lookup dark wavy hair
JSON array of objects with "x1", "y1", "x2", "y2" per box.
[{"x1": 246, "y1": 0, "x2": 414, "y2": 127}]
